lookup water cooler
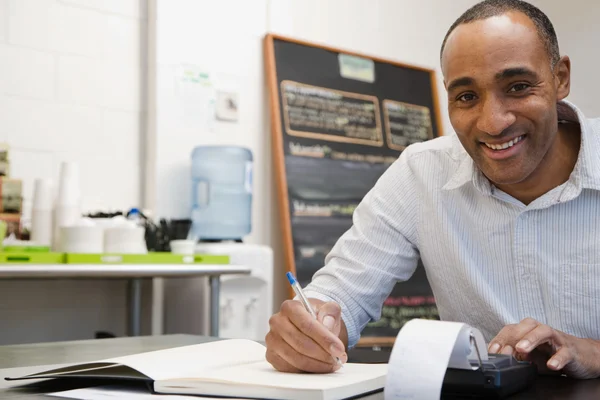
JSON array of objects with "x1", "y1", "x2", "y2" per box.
[
  {"x1": 163, "y1": 146, "x2": 274, "y2": 341},
  {"x1": 197, "y1": 242, "x2": 273, "y2": 341},
  {"x1": 163, "y1": 243, "x2": 273, "y2": 341}
]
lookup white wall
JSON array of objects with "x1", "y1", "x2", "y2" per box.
[
  {"x1": 151, "y1": 0, "x2": 269, "y2": 245},
  {"x1": 0, "y1": 0, "x2": 148, "y2": 344},
  {"x1": 0, "y1": 0, "x2": 146, "y2": 214},
  {"x1": 525, "y1": 0, "x2": 600, "y2": 117}
]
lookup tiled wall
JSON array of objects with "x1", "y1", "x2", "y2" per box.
[
  {"x1": 0, "y1": 0, "x2": 147, "y2": 345},
  {"x1": 0, "y1": 0, "x2": 145, "y2": 216}
]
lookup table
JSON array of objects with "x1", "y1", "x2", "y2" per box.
[
  {"x1": 0, "y1": 335, "x2": 213, "y2": 400},
  {"x1": 0, "y1": 264, "x2": 251, "y2": 337},
  {"x1": 1, "y1": 335, "x2": 600, "y2": 399}
]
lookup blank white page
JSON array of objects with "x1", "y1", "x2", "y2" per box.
[
  {"x1": 105, "y1": 339, "x2": 266, "y2": 380},
  {"x1": 167, "y1": 361, "x2": 388, "y2": 390}
]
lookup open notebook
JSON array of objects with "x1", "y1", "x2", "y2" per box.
[{"x1": 5, "y1": 339, "x2": 388, "y2": 400}]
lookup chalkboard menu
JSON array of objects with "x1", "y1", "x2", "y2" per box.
[{"x1": 265, "y1": 34, "x2": 442, "y2": 344}]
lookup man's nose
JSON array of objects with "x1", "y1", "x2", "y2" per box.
[{"x1": 476, "y1": 96, "x2": 516, "y2": 136}]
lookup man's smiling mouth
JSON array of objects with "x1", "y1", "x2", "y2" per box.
[{"x1": 482, "y1": 135, "x2": 525, "y2": 151}]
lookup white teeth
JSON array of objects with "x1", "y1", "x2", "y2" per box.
[{"x1": 484, "y1": 135, "x2": 523, "y2": 150}]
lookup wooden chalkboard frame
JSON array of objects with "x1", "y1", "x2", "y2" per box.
[{"x1": 264, "y1": 33, "x2": 443, "y2": 343}]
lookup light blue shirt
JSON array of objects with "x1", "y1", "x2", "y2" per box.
[{"x1": 304, "y1": 101, "x2": 600, "y2": 348}]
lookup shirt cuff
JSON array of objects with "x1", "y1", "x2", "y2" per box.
[{"x1": 299, "y1": 289, "x2": 360, "y2": 349}]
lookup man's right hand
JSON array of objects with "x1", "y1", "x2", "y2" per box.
[{"x1": 265, "y1": 298, "x2": 348, "y2": 373}]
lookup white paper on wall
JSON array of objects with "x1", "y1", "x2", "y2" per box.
[{"x1": 174, "y1": 65, "x2": 216, "y2": 132}]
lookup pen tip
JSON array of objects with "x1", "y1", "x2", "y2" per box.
[{"x1": 286, "y1": 272, "x2": 296, "y2": 285}]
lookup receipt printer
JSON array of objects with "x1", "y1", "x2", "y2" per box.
[
  {"x1": 348, "y1": 333, "x2": 537, "y2": 400},
  {"x1": 441, "y1": 353, "x2": 537, "y2": 399}
]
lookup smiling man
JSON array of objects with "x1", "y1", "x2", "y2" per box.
[{"x1": 265, "y1": 0, "x2": 600, "y2": 379}]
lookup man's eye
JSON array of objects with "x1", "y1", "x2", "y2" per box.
[
  {"x1": 509, "y1": 83, "x2": 530, "y2": 92},
  {"x1": 457, "y1": 93, "x2": 476, "y2": 102}
]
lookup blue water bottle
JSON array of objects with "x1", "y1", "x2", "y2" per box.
[{"x1": 191, "y1": 146, "x2": 253, "y2": 241}]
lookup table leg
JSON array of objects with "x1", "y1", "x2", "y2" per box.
[
  {"x1": 128, "y1": 278, "x2": 142, "y2": 336},
  {"x1": 209, "y1": 276, "x2": 220, "y2": 337},
  {"x1": 151, "y1": 277, "x2": 164, "y2": 335}
]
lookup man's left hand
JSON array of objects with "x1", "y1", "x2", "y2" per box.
[{"x1": 488, "y1": 318, "x2": 600, "y2": 379}]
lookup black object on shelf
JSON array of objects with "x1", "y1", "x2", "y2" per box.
[
  {"x1": 143, "y1": 218, "x2": 193, "y2": 252},
  {"x1": 169, "y1": 219, "x2": 192, "y2": 241},
  {"x1": 84, "y1": 210, "x2": 193, "y2": 252}
]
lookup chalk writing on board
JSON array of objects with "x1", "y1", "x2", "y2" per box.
[
  {"x1": 281, "y1": 81, "x2": 384, "y2": 146},
  {"x1": 293, "y1": 200, "x2": 358, "y2": 217},
  {"x1": 286, "y1": 141, "x2": 398, "y2": 163},
  {"x1": 383, "y1": 99, "x2": 433, "y2": 150},
  {"x1": 363, "y1": 295, "x2": 440, "y2": 335}
]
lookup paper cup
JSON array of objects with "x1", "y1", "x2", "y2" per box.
[
  {"x1": 32, "y1": 179, "x2": 54, "y2": 211},
  {"x1": 170, "y1": 240, "x2": 196, "y2": 255}
]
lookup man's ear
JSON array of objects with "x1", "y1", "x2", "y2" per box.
[{"x1": 555, "y1": 55, "x2": 571, "y2": 101}]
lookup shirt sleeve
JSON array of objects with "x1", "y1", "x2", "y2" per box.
[{"x1": 303, "y1": 150, "x2": 422, "y2": 348}]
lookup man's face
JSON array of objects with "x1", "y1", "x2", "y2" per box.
[{"x1": 442, "y1": 12, "x2": 567, "y2": 186}]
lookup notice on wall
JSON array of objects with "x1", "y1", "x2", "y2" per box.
[
  {"x1": 338, "y1": 53, "x2": 375, "y2": 83},
  {"x1": 383, "y1": 100, "x2": 433, "y2": 150},
  {"x1": 281, "y1": 81, "x2": 383, "y2": 147},
  {"x1": 175, "y1": 64, "x2": 216, "y2": 132}
]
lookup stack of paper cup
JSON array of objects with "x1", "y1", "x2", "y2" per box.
[
  {"x1": 104, "y1": 223, "x2": 148, "y2": 254},
  {"x1": 60, "y1": 219, "x2": 104, "y2": 253},
  {"x1": 53, "y1": 162, "x2": 82, "y2": 251},
  {"x1": 30, "y1": 179, "x2": 54, "y2": 246}
]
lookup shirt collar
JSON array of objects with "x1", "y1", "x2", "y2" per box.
[
  {"x1": 441, "y1": 136, "x2": 492, "y2": 194},
  {"x1": 442, "y1": 101, "x2": 600, "y2": 197},
  {"x1": 565, "y1": 100, "x2": 600, "y2": 192}
]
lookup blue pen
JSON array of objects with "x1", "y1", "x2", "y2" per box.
[{"x1": 286, "y1": 272, "x2": 343, "y2": 367}]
